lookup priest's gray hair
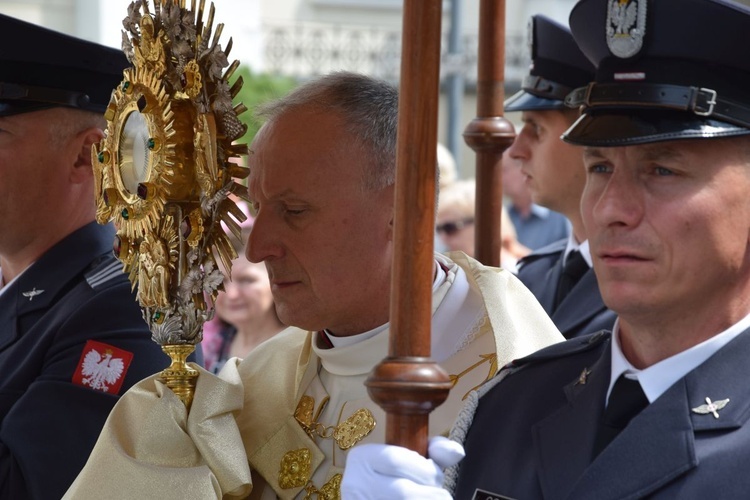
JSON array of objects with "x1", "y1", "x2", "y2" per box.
[{"x1": 255, "y1": 71, "x2": 399, "y2": 191}]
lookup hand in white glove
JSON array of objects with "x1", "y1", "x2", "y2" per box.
[
  {"x1": 340, "y1": 437, "x2": 465, "y2": 500},
  {"x1": 427, "y1": 435, "x2": 465, "y2": 469}
]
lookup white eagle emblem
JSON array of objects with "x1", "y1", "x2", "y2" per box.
[
  {"x1": 606, "y1": 0, "x2": 647, "y2": 58},
  {"x1": 81, "y1": 348, "x2": 125, "y2": 392},
  {"x1": 611, "y1": 0, "x2": 638, "y2": 35}
]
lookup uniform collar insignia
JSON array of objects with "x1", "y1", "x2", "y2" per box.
[
  {"x1": 22, "y1": 287, "x2": 45, "y2": 301},
  {"x1": 575, "y1": 367, "x2": 592, "y2": 386},
  {"x1": 691, "y1": 397, "x2": 730, "y2": 419},
  {"x1": 606, "y1": 0, "x2": 647, "y2": 58}
]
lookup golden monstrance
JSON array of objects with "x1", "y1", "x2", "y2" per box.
[{"x1": 93, "y1": 0, "x2": 250, "y2": 409}]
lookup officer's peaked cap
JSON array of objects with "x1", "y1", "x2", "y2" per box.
[
  {"x1": 0, "y1": 13, "x2": 128, "y2": 117},
  {"x1": 505, "y1": 15, "x2": 595, "y2": 112},
  {"x1": 563, "y1": 0, "x2": 750, "y2": 146}
]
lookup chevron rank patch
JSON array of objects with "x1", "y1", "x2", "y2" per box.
[{"x1": 72, "y1": 340, "x2": 133, "y2": 394}]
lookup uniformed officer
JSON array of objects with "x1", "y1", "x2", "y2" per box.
[
  {"x1": 342, "y1": 0, "x2": 750, "y2": 498},
  {"x1": 506, "y1": 15, "x2": 617, "y2": 339},
  {"x1": 0, "y1": 14, "x2": 170, "y2": 499}
]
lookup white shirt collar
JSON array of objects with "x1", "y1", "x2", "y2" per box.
[
  {"x1": 562, "y1": 236, "x2": 592, "y2": 269},
  {"x1": 608, "y1": 311, "x2": 750, "y2": 405},
  {"x1": 324, "y1": 322, "x2": 388, "y2": 348},
  {"x1": 323, "y1": 259, "x2": 448, "y2": 349},
  {"x1": 0, "y1": 265, "x2": 30, "y2": 299}
]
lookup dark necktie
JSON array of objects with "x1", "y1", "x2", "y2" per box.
[
  {"x1": 592, "y1": 374, "x2": 649, "y2": 458},
  {"x1": 554, "y1": 250, "x2": 588, "y2": 309}
]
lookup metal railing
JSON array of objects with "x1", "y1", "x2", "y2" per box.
[{"x1": 261, "y1": 22, "x2": 529, "y2": 87}]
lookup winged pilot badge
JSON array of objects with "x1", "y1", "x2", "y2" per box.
[
  {"x1": 691, "y1": 397, "x2": 730, "y2": 419},
  {"x1": 22, "y1": 288, "x2": 45, "y2": 301}
]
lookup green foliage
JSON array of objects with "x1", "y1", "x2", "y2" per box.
[{"x1": 232, "y1": 66, "x2": 297, "y2": 145}]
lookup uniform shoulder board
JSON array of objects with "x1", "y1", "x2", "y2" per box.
[
  {"x1": 509, "y1": 330, "x2": 611, "y2": 368},
  {"x1": 85, "y1": 255, "x2": 125, "y2": 290}
]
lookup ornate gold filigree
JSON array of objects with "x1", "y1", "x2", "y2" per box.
[
  {"x1": 94, "y1": 0, "x2": 251, "y2": 408},
  {"x1": 160, "y1": 344, "x2": 199, "y2": 410},
  {"x1": 94, "y1": 64, "x2": 176, "y2": 241},
  {"x1": 182, "y1": 59, "x2": 202, "y2": 98},
  {"x1": 294, "y1": 396, "x2": 375, "y2": 451},
  {"x1": 279, "y1": 449, "x2": 312, "y2": 489},
  {"x1": 332, "y1": 408, "x2": 376, "y2": 450},
  {"x1": 295, "y1": 395, "x2": 316, "y2": 430},
  {"x1": 304, "y1": 474, "x2": 342, "y2": 500}
]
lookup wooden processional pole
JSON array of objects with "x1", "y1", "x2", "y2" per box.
[
  {"x1": 365, "y1": 0, "x2": 452, "y2": 455},
  {"x1": 464, "y1": 0, "x2": 515, "y2": 267}
]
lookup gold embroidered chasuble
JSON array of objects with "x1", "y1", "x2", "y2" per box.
[{"x1": 64, "y1": 252, "x2": 563, "y2": 499}]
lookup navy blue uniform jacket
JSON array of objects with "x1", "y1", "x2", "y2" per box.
[
  {"x1": 454, "y1": 330, "x2": 750, "y2": 499},
  {"x1": 0, "y1": 223, "x2": 168, "y2": 499},
  {"x1": 516, "y1": 239, "x2": 616, "y2": 339}
]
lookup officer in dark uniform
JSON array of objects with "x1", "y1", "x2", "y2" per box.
[
  {"x1": 0, "y1": 14, "x2": 169, "y2": 499},
  {"x1": 341, "y1": 0, "x2": 750, "y2": 498},
  {"x1": 451, "y1": 0, "x2": 750, "y2": 497},
  {"x1": 507, "y1": 15, "x2": 616, "y2": 339}
]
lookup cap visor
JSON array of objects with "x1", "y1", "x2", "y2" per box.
[{"x1": 562, "y1": 110, "x2": 750, "y2": 147}]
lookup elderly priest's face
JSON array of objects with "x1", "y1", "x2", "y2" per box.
[{"x1": 246, "y1": 105, "x2": 394, "y2": 336}]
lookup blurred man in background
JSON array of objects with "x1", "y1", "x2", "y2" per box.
[
  {"x1": 502, "y1": 150, "x2": 570, "y2": 251},
  {"x1": 506, "y1": 15, "x2": 616, "y2": 339}
]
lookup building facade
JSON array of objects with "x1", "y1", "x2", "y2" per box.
[{"x1": 0, "y1": 0, "x2": 576, "y2": 175}]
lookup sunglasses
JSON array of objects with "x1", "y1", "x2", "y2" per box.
[{"x1": 436, "y1": 217, "x2": 475, "y2": 236}]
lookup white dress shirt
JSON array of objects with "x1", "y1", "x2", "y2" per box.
[{"x1": 608, "y1": 312, "x2": 750, "y2": 405}]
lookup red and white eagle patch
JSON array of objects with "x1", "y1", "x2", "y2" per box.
[{"x1": 72, "y1": 340, "x2": 133, "y2": 394}]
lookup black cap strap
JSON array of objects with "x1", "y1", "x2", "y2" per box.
[
  {"x1": 0, "y1": 81, "x2": 91, "y2": 109},
  {"x1": 565, "y1": 82, "x2": 750, "y2": 129},
  {"x1": 522, "y1": 74, "x2": 574, "y2": 102}
]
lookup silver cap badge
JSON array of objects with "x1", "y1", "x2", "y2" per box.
[{"x1": 606, "y1": 0, "x2": 648, "y2": 58}]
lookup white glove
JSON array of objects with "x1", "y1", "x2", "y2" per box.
[
  {"x1": 427, "y1": 435, "x2": 465, "y2": 469},
  {"x1": 341, "y1": 437, "x2": 464, "y2": 500}
]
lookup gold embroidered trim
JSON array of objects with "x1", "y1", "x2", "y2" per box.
[
  {"x1": 294, "y1": 397, "x2": 375, "y2": 450},
  {"x1": 295, "y1": 395, "x2": 315, "y2": 429},
  {"x1": 449, "y1": 352, "x2": 498, "y2": 399},
  {"x1": 303, "y1": 473, "x2": 342, "y2": 500},
  {"x1": 279, "y1": 448, "x2": 312, "y2": 489},
  {"x1": 333, "y1": 408, "x2": 376, "y2": 450}
]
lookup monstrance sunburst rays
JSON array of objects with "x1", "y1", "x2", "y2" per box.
[{"x1": 92, "y1": 0, "x2": 250, "y2": 409}]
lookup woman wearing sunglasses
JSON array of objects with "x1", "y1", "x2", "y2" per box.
[{"x1": 436, "y1": 178, "x2": 529, "y2": 270}]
